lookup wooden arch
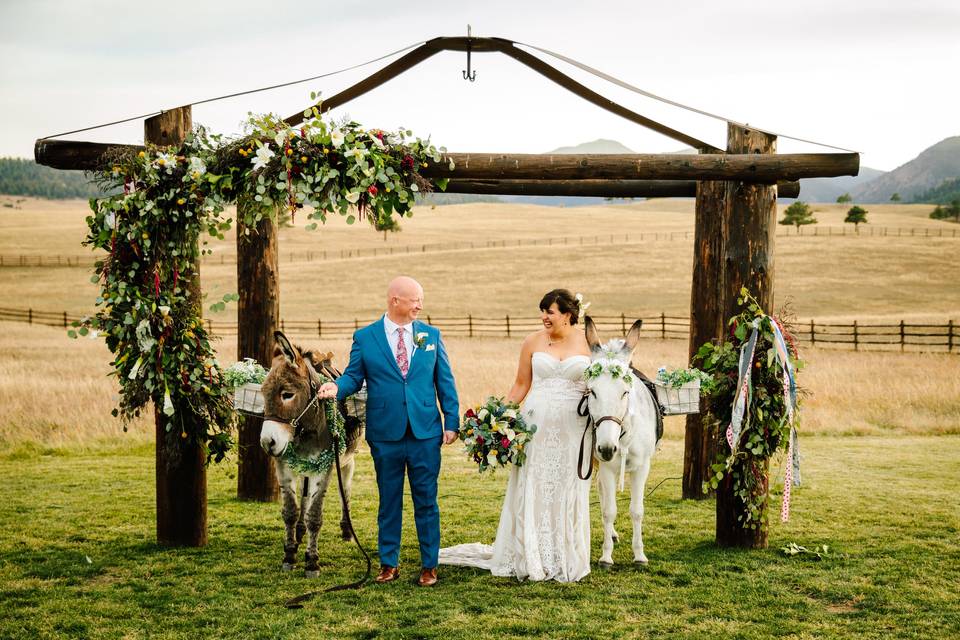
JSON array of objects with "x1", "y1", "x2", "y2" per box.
[{"x1": 34, "y1": 34, "x2": 859, "y2": 549}]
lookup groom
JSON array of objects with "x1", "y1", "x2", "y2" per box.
[{"x1": 319, "y1": 276, "x2": 459, "y2": 587}]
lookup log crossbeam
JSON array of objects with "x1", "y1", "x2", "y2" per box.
[{"x1": 33, "y1": 139, "x2": 857, "y2": 188}]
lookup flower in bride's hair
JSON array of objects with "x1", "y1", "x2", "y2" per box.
[{"x1": 575, "y1": 292, "x2": 591, "y2": 320}]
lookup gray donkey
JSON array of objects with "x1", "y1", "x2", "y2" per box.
[{"x1": 260, "y1": 331, "x2": 364, "y2": 577}]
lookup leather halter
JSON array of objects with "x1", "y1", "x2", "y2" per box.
[{"x1": 576, "y1": 388, "x2": 629, "y2": 481}]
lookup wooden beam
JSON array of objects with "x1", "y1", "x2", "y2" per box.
[
  {"x1": 425, "y1": 152, "x2": 859, "y2": 183},
  {"x1": 34, "y1": 139, "x2": 856, "y2": 184},
  {"x1": 442, "y1": 179, "x2": 800, "y2": 198},
  {"x1": 284, "y1": 37, "x2": 719, "y2": 151}
]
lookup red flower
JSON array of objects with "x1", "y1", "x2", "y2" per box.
[
  {"x1": 367, "y1": 185, "x2": 378, "y2": 196},
  {"x1": 465, "y1": 408, "x2": 476, "y2": 418},
  {"x1": 476, "y1": 435, "x2": 484, "y2": 445},
  {"x1": 402, "y1": 154, "x2": 415, "y2": 171},
  {"x1": 501, "y1": 438, "x2": 510, "y2": 448}
]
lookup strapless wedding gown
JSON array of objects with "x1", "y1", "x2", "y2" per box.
[{"x1": 439, "y1": 352, "x2": 592, "y2": 582}]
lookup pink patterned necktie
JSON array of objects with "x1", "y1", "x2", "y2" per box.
[{"x1": 395, "y1": 327, "x2": 409, "y2": 377}]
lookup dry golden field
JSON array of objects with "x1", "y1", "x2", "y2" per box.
[{"x1": 0, "y1": 196, "x2": 958, "y2": 451}]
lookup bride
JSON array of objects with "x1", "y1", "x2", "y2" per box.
[{"x1": 439, "y1": 289, "x2": 592, "y2": 582}]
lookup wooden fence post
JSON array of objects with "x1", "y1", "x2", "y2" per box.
[
  {"x1": 469, "y1": 314, "x2": 473, "y2": 338},
  {"x1": 506, "y1": 315, "x2": 511, "y2": 338},
  {"x1": 810, "y1": 319, "x2": 816, "y2": 345},
  {"x1": 900, "y1": 320, "x2": 905, "y2": 352},
  {"x1": 621, "y1": 313, "x2": 627, "y2": 334},
  {"x1": 661, "y1": 312, "x2": 666, "y2": 339},
  {"x1": 318, "y1": 319, "x2": 322, "y2": 337},
  {"x1": 853, "y1": 320, "x2": 859, "y2": 351},
  {"x1": 948, "y1": 320, "x2": 954, "y2": 353},
  {"x1": 28, "y1": 308, "x2": 32, "y2": 324},
  {"x1": 62, "y1": 311, "x2": 67, "y2": 328}
]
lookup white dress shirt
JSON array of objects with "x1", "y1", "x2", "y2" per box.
[{"x1": 383, "y1": 314, "x2": 416, "y2": 361}]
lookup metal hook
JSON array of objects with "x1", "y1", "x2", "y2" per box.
[{"x1": 462, "y1": 24, "x2": 476, "y2": 82}]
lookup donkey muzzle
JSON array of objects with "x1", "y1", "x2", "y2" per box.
[
  {"x1": 597, "y1": 444, "x2": 618, "y2": 462},
  {"x1": 260, "y1": 419, "x2": 292, "y2": 457}
]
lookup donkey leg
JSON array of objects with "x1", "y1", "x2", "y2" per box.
[
  {"x1": 630, "y1": 459, "x2": 652, "y2": 565},
  {"x1": 338, "y1": 457, "x2": 356, "y2": 541},
  {"x1": 596, "y1": 468, "x2": 619, "y2": 545},
  {"x1": 276, "y1": 463, "x2": 300, "y2": 571},
  {"x1": 303, "y1": 471, "x2": 333, "y2": 578},
  {"x1": 597, "y1": 463, "x2": 618, "y2": 568}
]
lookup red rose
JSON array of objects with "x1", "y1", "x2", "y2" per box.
[
  {"x1": 476, "y1": 436, "x2": 484, "y2": 445},
  {"x1": 367, "y1": 185, "x2": 378, "y2": 196},
  {"x1": 465, "y1": 408, "x2": 476, "y2": 418},
  {"x1": 501, "y1": 438, "x2": 510, "y2": 448},
  {"x1": 402, "y1": 154, "x2": 415, "y2": 170}
]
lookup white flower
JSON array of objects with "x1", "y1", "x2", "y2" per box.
[
  {"x1": 252, "y1": 144, "x2": 275, "y2": 171},
  {"x1": 330, "y1": 129, "x2": 345, "y2": 147},
  {"x1": 163, "y1": 385, "x2": 175, "y2": 416},
  {"x1": 344, "y1": 191, "x2": 360, "y2": 204},
  {"x1": 346, "y1": 147, "x2": 367, "y2": 162},
  {"x1": 502, "y1": 408, "x2": 517, "y2": 420},
  {"x1": 575, "y1": 292, "x2": 591, "y2": 319},
  {"x1": 154, "y1": 153, "x2": 176, "y2": 173},
  {"x1": 188, "y1": 156, "x2": 206, "y2": 177},
  {"x1": 158, "y1": 305, "x2": 171, "y2": 317},
  {"x1": 477, "y1": 408, "x2": 489, "y2": 422},
  {"x1": 504, "y1": 428, "x2": 517, "y2": 441},
  {"x1": 104, "y1": 212, "x2": 116, "y2": 230},
  {"x1": 128, "y1": 356, "x2": 144, "y2": 380},
  {"x1": 274, "y1": 129, "x2": 291, "y2": 147}
]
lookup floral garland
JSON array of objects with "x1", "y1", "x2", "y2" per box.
[
  {"x1": 280, "y1": 376, "x2": 347, "y2": 476},
  {"x1": 656, "y1": 366, "x2": 714, "y2": 392},
  {"x1": 74, "y1": 102, "x2": 447, "y2": 463},
  {"x1": 694, "y1": 288, "x2": 803, "y2": 530},
  {"x1": 583, "y1": 361, "x2": 634, "y2": 385}
]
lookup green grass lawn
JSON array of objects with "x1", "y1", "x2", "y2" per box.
[{"x1": 2, "y1": 434, "x2": 959, "y2": 639}]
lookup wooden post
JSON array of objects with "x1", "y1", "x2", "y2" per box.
[
  {"x1": 506, "y1": 315, "x2": 511, "y2": 338},
  {"x1": 236, "y1": 204, "x2": 280, "y2": 502},
  {"x1": 810, "y1": 319, "x2": 816, "y2": 345},
  {"x1": 853, "y1": 320, "x2": 859, "y2": 351},
  {"x1": 716, "y1": 124, "x2": 778, "y2": 549},
  {"x1": 900, "y1": 320, "x2": 905, "y2": 352},
  {"x1": 147, "y1": 106, "x2": 208, "y2": 548},
  {"x1": 948, "y1": 320, "x2": 954, "y2": 353},
  {"x1": 469, "y1": 314, "x2": 474, "y2": 338},
  {"x1": 683, "y1": 167, "x2": 727, "y2": 500}
]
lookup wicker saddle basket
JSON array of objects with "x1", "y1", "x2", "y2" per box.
[
  {"x1": 234, "y1": 382, "x2": 265, "y2": 417},
  {"x1": 652, "y1": 380, "x2": 700, "y2": 415}
]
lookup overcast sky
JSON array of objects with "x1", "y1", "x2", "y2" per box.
[{"x1": 1, "y1": 0, "x2": 957, "y2": 171}]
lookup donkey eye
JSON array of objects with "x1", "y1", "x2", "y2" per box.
[{"x1": 281, "y1": 391, "x2": 295, "y2": 402}]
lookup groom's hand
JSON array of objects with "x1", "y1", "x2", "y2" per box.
[
  {"x1": 442, "y1": 430, "x2": 458, "y2": 445},
  {"x1": 318, "y1": 382, "x2": 338, "y2": 399}
]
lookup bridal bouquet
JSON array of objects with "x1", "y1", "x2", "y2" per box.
[{"x1": 459, "y1": 397, "x2": 538, "y2": 473}]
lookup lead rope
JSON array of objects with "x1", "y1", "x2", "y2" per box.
[{"x1": 576, "y1": 393, "x2": 594, "y2": 481}]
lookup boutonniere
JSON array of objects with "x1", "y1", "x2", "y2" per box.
[
  {"x1": 415, "y1": 332, "x2": 429, "y2": 349},
  {"x1": 425, "y1": 344, "x2": 435, "y2": 352}
]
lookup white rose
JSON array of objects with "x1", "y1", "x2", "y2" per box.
[{"x1": 477, "y1": 409, "x2": 489, "y2": 422}]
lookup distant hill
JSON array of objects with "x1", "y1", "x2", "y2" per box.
[
  {"x1": 499, "y1": 139, "x2": 638, "y2": 207},
  {"x1": 851, "y1": 136, "x2": 960, "y2": 203},
  {"x1": 911, "y1": 176, "x2": 960, "y2": 204},
  {"x1": 0, "y1": 157, "x2": 112, "y2": 199},
  {"x1": 795, "y1": 168, "x2": 886, "y2": 203}
]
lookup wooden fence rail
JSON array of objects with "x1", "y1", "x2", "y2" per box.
[
  {"x1": 2, "y1": 306, "x2": 955, "y2": 354},
  {"x1": 2, "y1": 225, "x2": 956, "y2": 268}
]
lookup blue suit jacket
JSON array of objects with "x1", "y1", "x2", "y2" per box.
[{"x1": 336, "y1": 318, "x2": 459, "y2": 442}]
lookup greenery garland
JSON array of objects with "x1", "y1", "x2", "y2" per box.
[
  {"x1": 279, "y1": 378, "x2": 347, "y2": 476},
  {"x1": 73, "y1": 101, "x2": 446, "y2": 463},
  {"x1": 583, "y1": 361, "x2": 634, "y2": 385},
  {"x1": 694, "y1": 289, "x2": 803, "y2": 531}
]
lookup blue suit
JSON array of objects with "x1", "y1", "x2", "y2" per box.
[{"x1": 336, "y1": 317, "x2": 459, "y2": 569}]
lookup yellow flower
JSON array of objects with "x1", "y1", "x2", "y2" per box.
[
  {"x1": 422, "y1": 162, "x2": 428, "y2": 167},
  {"x1": 137, "y1": 151, "x2": 145, "y2": 158},
  {"x1": 323, "y1": 147, "x2": 329, "y2": 154},
  {"x1": 300, "y1": 156, "x2": 308, "y2": 162},
  {"x1": 157, "y1": 158, "x2": 166, "y2": 165},
  {"x1": 141, "y1": 232, "x2": 149, "y2": 239},
  {"x1": 177, "y1": 198, "x2": 186, "y2": 205},
  {"x1": 285, "y1": 148, "x2": 293, "y2": 156}
]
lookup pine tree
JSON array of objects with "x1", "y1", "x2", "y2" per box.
[{"x1": 836, "y1": 193, "x2": 852, "y2": 203}]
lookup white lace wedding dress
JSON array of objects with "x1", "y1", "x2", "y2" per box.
[{"x1": 439, "y1": 352, "x2": 592, "y2": 582}]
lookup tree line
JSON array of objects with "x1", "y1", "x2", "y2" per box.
[{"x1": 0, "y1": 158, "x2": 115, "y2": 199}]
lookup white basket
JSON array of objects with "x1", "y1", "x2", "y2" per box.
[
  {"x1": 653, "y1": 379, "x2": 701, "y2": 415},
  {"x1": 233, "y1": 382, "x2": 265, "y2": 416}
]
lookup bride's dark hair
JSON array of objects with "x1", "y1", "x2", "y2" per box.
[{"x1": 539, "y1": 289, "x2": 580, "y2": 325}]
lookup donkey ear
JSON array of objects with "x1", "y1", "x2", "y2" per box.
[
  {"x1": 624, "y1": 319, "x2": 644, "y2": 353},
  {"x1": 273, "y1": 331, "x2": 298, "y2": 365},
  {"x1": 584, "y1": 315, "x2": 601, "y2": 351}
]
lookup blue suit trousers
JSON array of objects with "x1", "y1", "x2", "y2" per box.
[{"x1": 367, "y1": 431, "x2": 443, "y2": 569}]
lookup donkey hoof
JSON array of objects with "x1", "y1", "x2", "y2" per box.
[
  {"x1": 597, "y1": 560, "x2": 614, "y2": 570},
  {"x1": 341, "y1": 529, "x2": 352, "y2": 541},
  {"x1": 304, "y1": 569, "x2": 320, "y2": 579},
  {"x1": 282, "y1": 562, "x2": 295, "y2": 572},
  {"x1": 634, "y1": 559, "x2": 649, "y2": 567}
]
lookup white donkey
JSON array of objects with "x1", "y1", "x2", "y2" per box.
[{"x1": 582, "y1": 316, "x2": 660, "y2": 567}]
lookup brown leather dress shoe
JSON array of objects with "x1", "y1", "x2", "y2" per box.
[
  {"x1": 374, "y1": 565, "x2": 400, "y2": 584},
  {"x1": 417, "y1": 567, "x2": 438, "y2": 587}
]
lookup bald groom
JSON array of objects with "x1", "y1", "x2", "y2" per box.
[{"x1": 319, "y1": 276, "x2": 459, "y2": 587}]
